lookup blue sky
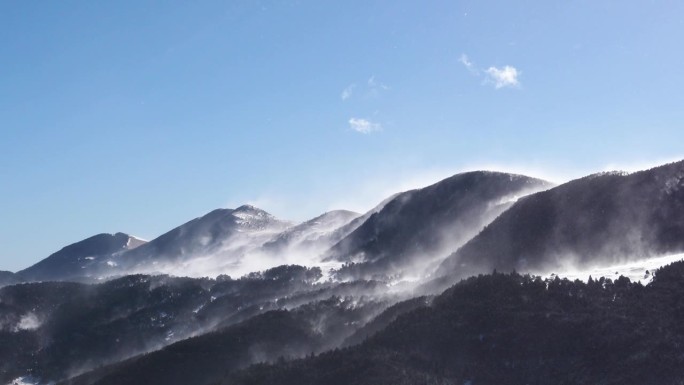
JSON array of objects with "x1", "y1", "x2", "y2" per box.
[{"x1": 2, "y1": 1, "x2": 683, "y2": 270}]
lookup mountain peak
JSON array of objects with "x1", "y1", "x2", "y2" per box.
[
  {"x1": 234, "y1": 204, "x2": 261, "y2": 212},
  {"x1": 231, "y1": 205, "x2": 278, "y2": 223},
  {"x1": 16, "y1": 232, "x2": 143, "y2": 282}
]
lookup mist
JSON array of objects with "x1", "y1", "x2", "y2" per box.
[{"x1": 543, "y1": 253, "x2": 684, "y2": 285}]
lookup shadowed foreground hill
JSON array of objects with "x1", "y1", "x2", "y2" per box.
[
  {"x1": 61, "y1": 311, "x2": 321, "y2": 385},
  {"x1": 62, "y1": 296, "x2": 390, "y2": 385},
  {"x1": 225, "y1": 260, "x2": 684, "y2": 385},
  {"x1": 0, "y1": 265, "x2": 353, "y2": 384},
  {"x1": 438, "y1": 160, "x2": 684, "y2": 279}
]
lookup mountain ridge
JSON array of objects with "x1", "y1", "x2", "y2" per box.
[
  {"x1": 437, "y1": 160, "x2": 684, "y2": 279},
  {"x1": 326, "y1": 171, "x2": 553, "y2": 280},
  {"x1": 16, "y1": 232, "x2": 146, "y2": 282}
]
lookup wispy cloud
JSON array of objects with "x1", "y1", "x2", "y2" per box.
[
  {"x1": 484, "y1": 65, "x2": 521, "y2": 89},
  {"x1": 458, "y1": 54, "x2": 477, "y2": 73},
  {"x1": 341, "y1": 84, "x2": 356, "y2": 101},
  {"x1": 459, "y1": 53, "x2": 521, "y2": 89},
  {"x1": 340, "y1": 76, "x2": 390, "y2": 102},
  {"x1": 367, "y1": 75, "x2": 389, "y2": 90},
  {"x1": 349, "y1": 118, "x2": 382, "y2": 134}
]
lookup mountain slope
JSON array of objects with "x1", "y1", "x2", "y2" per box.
[
  {"x1": 0, "y1": 271, "x2": 18, "y2": 287},
  {"x1": 101, "y1": 205, "x2": 294, "y2": 278},
  {"x1": 327, "y1": 171, "x2": 552, "y2": 279},
  {"x1": 0, "y1": 276, "x2": 211, "y2": 383},
  {"x1": 325, "y1": 194, "x2": 400, "y2": 246},
  {"x1": 262, "y1": 210, "x2": 360, "y2": 254},
  {"x1": 61, "y1": 287, "x2": 393, "y2": 385},
  {"x1": 437, "y1": 160, "x2": 684, "y2": 279},
  {"x1": 224, "y1": 261, "x2": 684, "y2": 385},
  {"x1": 0, "y1": 264, "x2": 359, "y2": 384},
  {"x1": 61, "y1": 310, "x2": 322, "y2": 385},
  {"x1": 16, "y1": 233, "x2": 146, "y2": 282}
]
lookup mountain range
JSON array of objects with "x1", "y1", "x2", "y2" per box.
[{"x1": 3, "y1": 160, "x2": 684, "y2": 384}]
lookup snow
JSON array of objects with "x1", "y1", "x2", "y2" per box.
[
  {"x1": 231, "y1": 206, "x2": 294, "y2": 233},
  {"x1": 106, "y1": 261, "x2": 118, "y2": 267},
  {"x1": 193, "y1": 304, "x2": 206, "y2": 314},
  {"x1": 125, "y1": 235, "x2": 147, "y2": 250},
  {"x1": 551, "y1": 253, "x2": 684, "y2": 284},
  {"x1": 8, "y1": 377, "x2": 41, "y2": 385},
  {"x1": 664, "y1": 172, "x2": 684, "y2": 194},
  {"x1": 12, "y1": 313, "x2": 40, "y2": 332}
]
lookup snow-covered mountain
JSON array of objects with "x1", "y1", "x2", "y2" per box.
[
  {"x1": 98, "y1": 205, "x2": 295, "y2": 278},
  {"x1": 9, "y1": 206, "x2": 362, "y2": 283},
  {"x1": 4, "y1": 161, "x2": 684, "y2": 385},
  {"x1": 262, "y1": 210, "x2": 360, "y2": 253}
]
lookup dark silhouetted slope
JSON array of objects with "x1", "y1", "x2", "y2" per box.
[
  {"x1": 16, "y1": 233, "x2": 145, "y2": 282},
  {"x1": 224, "y1": 260, "x2": 684, "y2": 385},
  {"x1": 438, "y1": 160, "x2": 684, "y2": 278},
  {"x1": 0, "y1": 271, "x2": 18, "y2": 287},
  {"x1": 61, "y1": 295, "x2": 391, "y2": 385},
  {"x1": 328, "y1": 171, "x2": 552, "y2": 279}
]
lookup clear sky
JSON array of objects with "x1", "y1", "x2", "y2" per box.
[{"x1": 2, "y1": 1, "x2": 683, "y2": 271}]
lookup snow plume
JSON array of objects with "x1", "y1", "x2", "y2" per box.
[
  {"x1": 9, "y1": 376, "x2": 41, "y2": 385},
  {"x1": 104, "y1": 215, "x2": 356, "y2": 281},
  {"x1": 132, "y1": 241, "x2": 344, "y2": 282},
  {"x1": 545, "y1": 253, "x2": 684, "y2": 285},
  {"x1": 13, "y1": 313, "x2": 41, "y2": 332}
]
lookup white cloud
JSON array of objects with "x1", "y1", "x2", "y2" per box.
[
  {"x1": 459, "y1": 53, "x2": 521, "y2": 89},
  {"x1": 484, "y1": 65, "x2": 521, "y2": 89},
  {"x1": 341, "y1": 84, "x2": 356, "y2": 101},
  {"x1": 459, "y1": 54, "x2": 477, "y2": 73},
  {"x1": 348, "y1": 118, "x2": 381, "y2": 134}
]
